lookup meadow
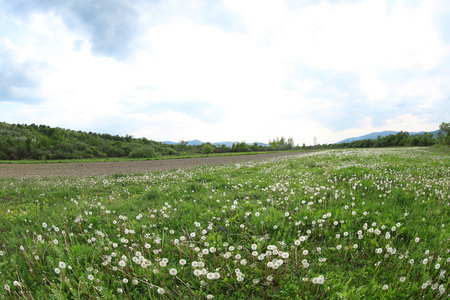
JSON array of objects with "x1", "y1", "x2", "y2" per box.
[{"x1": 0, "y1": 147, "x2": 449, "y2": 299}]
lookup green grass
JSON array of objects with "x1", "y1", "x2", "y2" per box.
[
  {"x1": 0, "y1": 147, "x2": 449, "y2": 299},
  {"x1": 0, "y1": 150, "x2": 307, "y2": 164}
]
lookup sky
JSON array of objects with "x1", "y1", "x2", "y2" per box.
[{"x1": 1, "y1": 0, "x2": 449, "y2": 145}]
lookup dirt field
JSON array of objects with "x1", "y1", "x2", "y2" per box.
[{"x1": 0, "y1": 152, "x2": 308, "y2": 178}]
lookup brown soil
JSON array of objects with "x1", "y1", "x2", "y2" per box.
[{"x1": 0, "y1": 152, "x2": 308, "y2": 178}]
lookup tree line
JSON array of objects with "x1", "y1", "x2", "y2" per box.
[
  {"x1": 0, "y1": 121, "x2": 448, "y2": 161},
  {"x1": 310, "y1": 122, "x2": 450, "y2": 150}
]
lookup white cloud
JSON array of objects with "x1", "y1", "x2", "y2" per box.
[{"x1": 0, "y1": 0, "x2": 449, "y2": 145}]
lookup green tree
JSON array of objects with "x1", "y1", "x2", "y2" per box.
[
  {"x1": 202, "y1": 144, "x2": 214, "y2": 154},
  {"x1": 437, "y1": 122, "x2": 450, "y2": 145}
]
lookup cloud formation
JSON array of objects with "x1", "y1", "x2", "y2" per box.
[{"x1": 0, "y1": 0, "x2": 449, "y2": 144}]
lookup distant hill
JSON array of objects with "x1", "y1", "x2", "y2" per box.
[
  {"x1": 161, "y1": 140, "x2": 269, "y2": 147},
  {"x1": 336, "y1": 130, "x2": 440, "y2": 144}
]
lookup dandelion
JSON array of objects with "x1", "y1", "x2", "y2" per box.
[
  {"x1": 132, "y1": 279, "x2": 139, "y2": 285},
  {"x1": 179, "y1": 259, "x2": 186, "y2": 266},
  {"x1": 157, "y1": 288, "x2": 165, "y2": 295},
  {"x1": 59, "y1": 262, "x2": 66, "y2": 269},
  {"x1": 382, "y1": 284, "x2": 388, "y2": 290},
  {"x1": 435, "y1": 263, "x2": 440, "y2": 270},
  {"x1": 13, "y1": 281, "x2": 20, "y2": 287},
  {"x1": 169, "y1": 268, "x2": 178, "y2": 276},
  {"x1": 207, "y1": 295, "x2": 214, "y2": 299},
  {"x1": 88, "y1": 274, "x2": 94, "y2": 281},
  {"x1": 54, "y1": 268, "x2": 60, "y2": 274},
  {"x1": 4, "y1": 284, "x2": 10, "y2": 292},
  {"x1": 303, "y1": 250, "x2": 308, "y2": 255}
]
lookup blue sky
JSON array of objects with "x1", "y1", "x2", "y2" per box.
[{"x1": 0, "y1": 0, "x2": 449, "y2": 145}]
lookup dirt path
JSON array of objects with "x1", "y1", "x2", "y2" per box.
[{"x1": 0, "y1": 152, "x2": 308, "y2": 178}]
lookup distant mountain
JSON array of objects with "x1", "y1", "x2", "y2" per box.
[
  {"x1": 336, "y1": 130, "x2": 440, "y2": 144},
  {"x1": 160, "y1": 140, "x2": 269, "y2": 147}
]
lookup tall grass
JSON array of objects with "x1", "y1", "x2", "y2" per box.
[{"x1": 0, "y1": 147, "x2": 449, "y2": 299}]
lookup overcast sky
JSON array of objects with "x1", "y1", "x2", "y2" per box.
[{"x1": 1, "y1": 0, "x2": 449, "y2": 145}]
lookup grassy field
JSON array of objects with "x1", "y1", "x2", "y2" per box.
[
  {"x1": 0, "y1": 150, "x2": 305, "y2": 165},
  {"x1": 0, "y1": 147, "x2": 449, "y2": 299}
]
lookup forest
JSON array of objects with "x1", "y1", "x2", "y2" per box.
[{"x1": 0, "y1": 121, "x2": 448, "y2": 160}]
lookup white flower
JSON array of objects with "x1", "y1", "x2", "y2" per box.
[
  {"x1": 179, "y1": 259, "x2": 186, "y2": 265},
  {"x1": 303, "y1": 250, "x2": 308, "y2": 255},
  {"x1": 123, "y1": 278, "x2": 128, "y2": 284},
  {"x1": 88, "y1": 274, "x2": 94, "y2": 281},
  {"x1": 382, "y1": 284, "x2": 388, "y2": 290},
  {"x1": 59, "y1": 262, "x2": 66, "y2": 269},
  {"x1": 169, "y1": 268, "x2": 178, "y2": 276},
  {"x1": 54, "y1": 268, "x2": 60, "y2": 274}
]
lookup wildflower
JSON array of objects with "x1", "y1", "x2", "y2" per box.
[
  {"x1": 400, "y1": 276, "x2": 406, "y2": 282},
  {"x1": 123, "y1": 278, "x2": 128, "y2": 284},
  {"x1": 157, "y1": 288, "x2": 165, "y2": 294},
  {"x1": 42, "y1": 223, "x2": 47, "y2": 228},
  {"x1": 54, "y1": 268, "x2": 60, "y2": 274},
  {"x1": 382, "y1": 284, "x2": 388, "y2": 290},
  {"x1": 88, "y1": 275, "x2": 94, "y2": 281},
  {"x1": 59, "y1": 262, "x2": 66, "y2": 269},
  {"x1": 117, "y1": 288, "x2": 123, "y2": 293},
  {"x1": 435, "y1": 263, "x2": 440, "y2": 270},
  {"x1": 4, "y1": 284, "x2": 10, "y2": 291},
  {"x1": 207, "y1": 295, "x2": 214, "y2": 299},
  {"x1": 179, "y1": 259, "x2": 187, "y2": 265},
  {"x1": 132, "y1": 279, "x2": 139, "y2": 285},
  {"x1": 169, "y1": 268, "x2": 178, "y2": 276},
  {"x1": 303, "y1": 250, "x2": 308, "y2": 255}
]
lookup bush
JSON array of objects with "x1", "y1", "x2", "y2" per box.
[
  {"x1": 128, "y1": 146, "x2": 157, "y2": 158},
  {"x1": 202, "y1": 144, "x2": 214, "y2": 154}
]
